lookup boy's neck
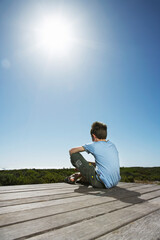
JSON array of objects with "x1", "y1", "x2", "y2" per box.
[{"x1": 94, "y1": 138, "x2": 107, "y2": 142}]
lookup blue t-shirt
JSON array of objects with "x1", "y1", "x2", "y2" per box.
[{"x1": 83, "y1": 140, "x2": 121, "y2": 188}]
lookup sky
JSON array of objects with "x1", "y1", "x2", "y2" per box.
[{"x1": 0, "y1": 0, "x2": 160, "y2": 169}]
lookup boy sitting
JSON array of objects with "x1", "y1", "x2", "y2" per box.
[{"x1": 66, "y1": 121, "x2": 121, "y2": 188}]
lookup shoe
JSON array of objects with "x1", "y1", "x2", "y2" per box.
[{"x1": 64, "y1": 176, "x2": 76, "y2": 184}]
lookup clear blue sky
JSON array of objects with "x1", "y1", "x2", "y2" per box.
[{"x1": 0, "y1": 0, "x2": 160, "y2": 169}]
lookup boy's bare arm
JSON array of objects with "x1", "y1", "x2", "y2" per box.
[{"x1": 69, "y1": 146, "x2": 85, "y2": 155}]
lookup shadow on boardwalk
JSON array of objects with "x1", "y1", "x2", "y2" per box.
[{"x1": 74, "y1": 185, "x2": 145, "y2": 204}]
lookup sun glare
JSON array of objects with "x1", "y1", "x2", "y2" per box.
[{"x1": 34, "y1": 15, "x2": 74, "y2": 57}]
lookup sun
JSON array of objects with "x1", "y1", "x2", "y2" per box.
[{"x1": 34, "y1": 15, "x2": 74, "y2": 57}]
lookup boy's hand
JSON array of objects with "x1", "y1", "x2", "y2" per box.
[{"x1": 69, "y1": 146, "x2": 85, "y2": 156}]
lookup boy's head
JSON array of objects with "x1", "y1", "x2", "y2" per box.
[{"x1": 90, "y1": 121, "x2": 107, "y2": 141}]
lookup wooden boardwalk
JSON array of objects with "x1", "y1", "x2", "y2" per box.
[{"x1": 0, "y1": 182, "x2": 160, "y2": 240}]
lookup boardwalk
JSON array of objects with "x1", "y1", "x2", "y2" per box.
[{"x1": 0, "y1": 182, "x2": 160, "y2": 240}]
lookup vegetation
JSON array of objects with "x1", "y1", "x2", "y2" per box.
[
  {"x1": 0, "y1": 167, "x2": 160, "y2": 186},
  {"x1": 120, "y1": 167, "x2": 160, "y2": 183},
  {"x1": 0, "y1": 168, "x2": 75, "y2": 186}
]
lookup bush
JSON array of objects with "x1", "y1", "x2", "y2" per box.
[
  {"x1": 0, "y1": 168, "x2": 75, "y2": 186},
  {"x1": 0, "y1": 167, "x2": 160, "y2": 186}
]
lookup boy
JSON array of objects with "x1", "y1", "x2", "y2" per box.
[{"x1": 66, "y1": 121, "x2": 121, "y2": 188}]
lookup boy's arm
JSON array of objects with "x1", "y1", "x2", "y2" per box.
[{"x1": 69, "y1": 146, "x2": 85, "y2": 156}]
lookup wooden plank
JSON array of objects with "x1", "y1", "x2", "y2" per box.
[
  {"x1": 0, "y1": 194, "x2": 102, "y2": 215},
  {"x1": 76, "y1": 183, "x2": 159, "y2": 199},
  {"x1": 0, "y1": 188, "x2": 159, "y2": 240},
  {"x1": 0, "y1": 184, "x2": 159, "y2": 215},
  {"x1": 0, "y1": 186, "x2": 80, "y2": 201},
  {"x1": 118, "y1": 182, "x2": 143, "y2": 187},
  {"x1": 0, "y1": 182, "x2": 144, "y2": 194},
  {"x1": 96, "y1": 209, "x2": 160, "y2": 240},
  {"x1": 147, "y1": 196, "x2": 160, "y2": 205},
  {"x1": 0, "y1": 182, "x2": 155, "y2": 194},
  {"x1": 1, "y1": 186, "x2": 159, "y2": 227},
  {"x1": 3, "y1": 186, "x2": 158, "y2": 227},
  {"x1": 139, "y1": 189, "x2": 160, "y2": 200},
  {"x1": 130, "y1": 184, "x2": 160, "y2": 192},
  {"x1": 1, "y1": 189, "x2": 160, "y2": 229},
  {"x1": 0, "y1": 184, "x2": 158, "y2": 214},
  {"x1": 0, "y1": 185, "x2": 76, "y2": 194},
  {"x1": 0, "y1": 182, "x2": 151, "y2": 202},
  {"x1": 0, "y1": 183, "x2": 68, "y2": 192},
  {"x1": 0, "y1": 197, "x2": 130, "y2": 228},
  {"x1": 0, "y1": 192, "x2": 85, "y2": 207},
  {"x1": 25, "y1": 198, "x2": 160, "y2": 240},
  {"x1": 0, "y1": 184, "x2": 132, "y2": 206},
  {"x1": 0, "y1": 181, "x2": 136, "y2": 193},
  {"x1": 2, "y1": 183, "x2": 140, "y2": 201},
  {"x1": 127, "y1": 183, "x2": 159, "y2": 190},
  {"x1": 0, "y1": 185, "x2": 95, "y2": 207}
]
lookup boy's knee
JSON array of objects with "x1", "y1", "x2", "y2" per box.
[{"x1": 70, "y1": 153, "x2": 82, "y2": 168}]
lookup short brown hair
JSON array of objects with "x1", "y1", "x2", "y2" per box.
[{"x1": 90, "y1": 121, "x2": 107, "y2": 139}]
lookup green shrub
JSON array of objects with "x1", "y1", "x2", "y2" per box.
[{"x1": 0, "y1": 167, "x2": 160, "y2": 186}]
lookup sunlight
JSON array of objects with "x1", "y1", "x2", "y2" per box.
[{"x1": 34, "y1": 15, "x2": 75, "y2": 57}]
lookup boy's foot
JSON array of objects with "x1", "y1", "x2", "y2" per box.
[
  {"x1": 64, "y1": 176, "x2": 76, "y2": 184},
  {"x1": 64, "y1": 172, "x2": 82, "y2": 184},
  {"x1": 65, "y1": 173, "x2": 86, "y2": 185},
  {"x1": 64, "y1": 173, "x2": 81, "y2": 184}
]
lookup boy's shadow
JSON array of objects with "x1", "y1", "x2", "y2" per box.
[{"x1": 74, "y1": 184, "x2": 145, "y2": 204}]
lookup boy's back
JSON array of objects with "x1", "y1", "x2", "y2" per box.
[{"x1": 83, "y1": 140, "x2": 121, "y2": 188}]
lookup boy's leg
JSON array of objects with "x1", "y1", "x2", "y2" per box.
[{"x1": 70, "y1": 152, "x2": 105, "y2": 188}]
